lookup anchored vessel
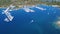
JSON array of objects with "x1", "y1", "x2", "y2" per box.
[{"x1": 2, "y1": 4, "x2": 15, "y2": 22}]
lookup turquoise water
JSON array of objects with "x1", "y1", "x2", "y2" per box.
[{"x1": 0, "y1": 5, "x2": 60, "y2": 34}]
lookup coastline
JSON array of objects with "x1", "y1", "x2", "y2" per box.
[{"x1": 0, "y1": 4, "x2": 60, "y2": 9}]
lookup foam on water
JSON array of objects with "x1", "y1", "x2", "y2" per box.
[
  {"x1": 23, "y1": 8, "x2": 35, "y2": 12},
  {"x1": 35, "y1": 6, "x2": 46, "y2": 10}
]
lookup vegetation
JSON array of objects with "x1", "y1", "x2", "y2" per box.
[
  {"x1": 44, "y1": 1, "x2": 60, "y2": 5},
  {"x1": 0, "y1": 0, "x2": 60, "y2": 7}
]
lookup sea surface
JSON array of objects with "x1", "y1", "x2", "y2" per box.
[{"x1": 0, "y1": 4, "x2": 60, "y2": 34}]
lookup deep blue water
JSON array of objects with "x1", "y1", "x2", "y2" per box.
[{"x1": 0, "y1": 5, "x2": 60, "y2": 34}]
